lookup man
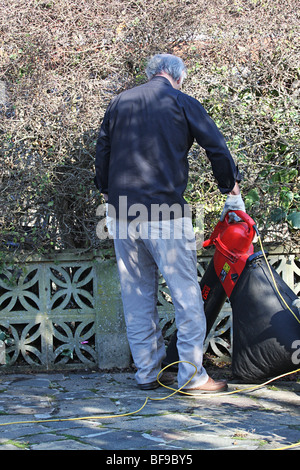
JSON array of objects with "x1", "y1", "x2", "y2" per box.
[{"x1": 95, "y1": 54, "x2": 244, "y2": 393}]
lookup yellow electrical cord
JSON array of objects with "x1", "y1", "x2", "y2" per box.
[
  {"x1": 0, "y1": 359, "x2": 299, "y2": 450},
  {"x1": 0, "y1": 360, "x2": 298, "y2": 423},
  {"x1": 0, "y1": 235, "x2": 299, "y2": 451},
  {"x1": 0, "y1": 360, "x2": 198, "y2": 428},
  {"x1": 254, "y1": 233, "x2": 300, "y2": 450},
  {"x1": 257, "y1": 234, "x2": 300, "y2": 326}
]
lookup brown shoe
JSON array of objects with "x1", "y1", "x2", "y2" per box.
[
  {"x1": 138, "y1": 371, "x2": 175, "y2": 390},
  {"x1": 181, "y1": 376, "x2": 228, "y2": 395}
]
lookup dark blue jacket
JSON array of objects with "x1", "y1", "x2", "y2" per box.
[{"x1": 95, "y1": 76, "x2": 240, "y2": 219}]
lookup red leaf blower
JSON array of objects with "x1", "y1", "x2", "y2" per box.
[{"x1": 164, "y1": 211, "x2": 300, "y2": 382}]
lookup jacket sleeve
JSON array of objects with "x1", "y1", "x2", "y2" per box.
[
  {"x1": 94, "y1": 104, "x2": 112, "y2": 194},
  {"x1": 181, "y1": 94, "x2": 241, "y2": 193}
]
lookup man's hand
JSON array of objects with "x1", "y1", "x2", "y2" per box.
[
  {"x1": 220, "y1": 183, "x2": 245, "y2": 221},
  {"x1": 102, "y1": 193, "x2": 108, "y2": 202},
  {"x1": 229, "y1": 182, "x2": 241, "y2": 195}
]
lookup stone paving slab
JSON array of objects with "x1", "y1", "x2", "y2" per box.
[{"x1": 0, "y1": 370, "x2": 299, "y2": 452}]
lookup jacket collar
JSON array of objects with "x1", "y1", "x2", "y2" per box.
[{"x1": 150, "y1": 76, "x2": 173, "y2": 87}]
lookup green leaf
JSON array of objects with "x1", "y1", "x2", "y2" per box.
[
  {"x1": 245, "y1": 189, "x2": 259, "y2": 209},
  {"x1": 270, "y1": 207, "x2": 287, "y2": 223},
  {"x1": 61, "y1": 349, "x2": 73, "y2": 359},
  {"x1": 270, "y1": 169, "x2": 298, "y2": 183},
  {"x1": 280, "y1": 189, "x2": 294, "y2": 209},
  {"x1": 287, "y1": 212, "x2": 300, "y2": 229},
  {"x1": 0, "y1": 331, "x2": 6, "y2": 341}
]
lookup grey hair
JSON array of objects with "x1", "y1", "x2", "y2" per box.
[{"x1": 145, "y1": 54, "x2": 187, "y2": 82}]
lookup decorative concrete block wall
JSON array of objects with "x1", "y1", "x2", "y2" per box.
[
  {"x1": 0, "y1": 248, "x2": 299, "y2": 371},
  {"x1": 0, "y1": 252, "x2": 130, "y2": 371}
]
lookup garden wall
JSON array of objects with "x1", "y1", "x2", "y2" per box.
[{"x1": 0, "y1": 248, "x2": 299, "y2": 372}]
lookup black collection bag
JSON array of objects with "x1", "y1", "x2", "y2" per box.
[
  {"x1": 230, "y1": 253, "x2": 300, "y2": 382},
  {"x1": 164, "y1": 251, "x2": 300, "y2": 383}
]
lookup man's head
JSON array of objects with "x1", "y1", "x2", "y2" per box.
[{"x1": 145, "y1": 54, "x2": 187, "y2": 89}]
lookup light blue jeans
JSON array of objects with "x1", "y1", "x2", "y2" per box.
[{"x1": 113, "y1": 217, "x2": 208, "y2": 388}]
